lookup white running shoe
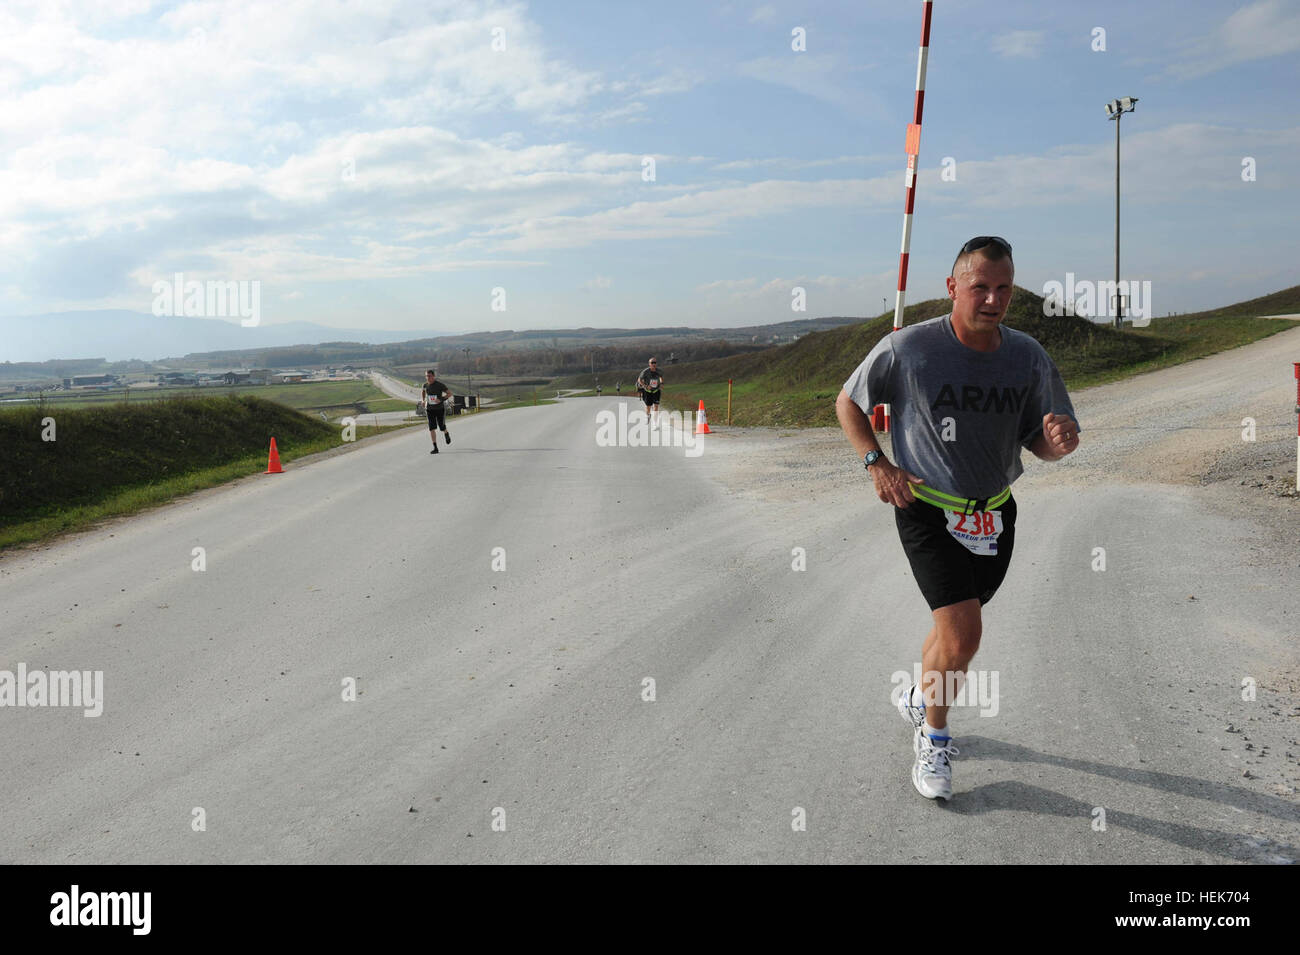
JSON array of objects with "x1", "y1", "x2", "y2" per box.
[
  {"x1": 912, "y1": 730, "x2": 959, "y2": 801},
  {"x1": 895, "y1": 682, "x2": 926, "y2": 731}
]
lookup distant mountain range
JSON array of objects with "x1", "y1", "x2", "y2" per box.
[
  {"x1": 0, "y1": 309, "x2": 862, "y2": 368},
  {"x1": 7, "y1": 281, "x2": 1299, "y2": 366},
  {"x1": 0, "y1": 311, "x2": 443, "y2": 363}
]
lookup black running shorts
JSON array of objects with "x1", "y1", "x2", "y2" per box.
[
  {"x1": 426, "y1": 404, "x2": 447, "y2": 430},
  {"x1": 893, "y1": 494, "x2": 1017, "y2": 610},
  {"x1": 641, "y1": 390, "x2": 659, "y2": 406}
]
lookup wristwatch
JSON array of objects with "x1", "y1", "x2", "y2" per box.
[{"x1": 864, "y1": 450, "x2": 885, "y2": 470}]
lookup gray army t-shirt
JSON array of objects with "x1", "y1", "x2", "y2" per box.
[{"x1": 843, "y1": 314, "x2": 1079, "y2": 500}]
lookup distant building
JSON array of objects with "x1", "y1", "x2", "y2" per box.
[
  {"x1": 62, "y1": 374, "x2": 119, "y2": 388},
  {"x1": 223, "y1": 372, "x2": 251, "y2": 384},
  {"x1": 247, "y1": 369, "x2": 274, "y2": 385}
]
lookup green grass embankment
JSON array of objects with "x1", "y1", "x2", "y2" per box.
[
  {"x1": 0, "y1": 394, "x2": 414, "y2": 549},
  {"x1": 13, "y1": 378, "x2": 401, "y2": 421}
]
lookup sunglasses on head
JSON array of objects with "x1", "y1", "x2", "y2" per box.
[
  {"x1": 952, "y1": 236, "x2": 1012, "y2": 274},
  {"x1": 960, "y1": 236, "x2": 1011, "y2": 256}
]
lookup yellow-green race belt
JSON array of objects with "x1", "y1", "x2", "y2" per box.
[{"x1": 909, "y1": 483, "x2": 1011, "y2": 515}]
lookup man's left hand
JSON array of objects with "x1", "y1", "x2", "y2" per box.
[{"x1": 1043, "y1": 413, "x2": 1079, "y2": 457}]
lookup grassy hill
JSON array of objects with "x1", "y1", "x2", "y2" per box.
[
  {"x1": 1177, "y1": 284, "x2": 1300, "y2": 320},
  {"x1": 1, "y1": 394, "x2": 335, "y2": 524},
  {"x1": 604, "y1": 285, "x2": 1298, "y2": 428},
  {"x1": 11, "y1": 378, "x2": 404, "y2": 421},
  {"x1": 0, "y1": 394, "x2": 412, "y2": 548}
]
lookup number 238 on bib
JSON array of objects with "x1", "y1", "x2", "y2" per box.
[{"x1": 944, "y1": 509, "x2": 1003, "y2": 556}]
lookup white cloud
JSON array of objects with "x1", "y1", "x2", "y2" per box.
[
  {"x1": 1166, "y1": 0, "x2": 1300, "y2": 79},
  {"x1": 2, "y1": 0, "x2": 1294, "y2": 320},
  {"x1": 591, "y1": 101, "x2": 649, "y2": 124},
  {"x1": 917, "y1": 124, "x2": 1300, "y2": 210},
  {"x1": 697, "y1": 270, "x2": 895, "y2": 305},
  {"x1": 471, "y1": 123, "x2": 1300, "y2": 255},
  {"x1": 4, "y1": 111, "x2": 1292, "y2": 309},
  {"x1": 738, "y1": 54, "x2": 858, "y2": 110},
  {"x1": 637, "y1": 69, "x2": 700, "y2": 97},
  {"x1": 0, "y1": 0, "x2": 724, "y2": 310},
  {"x1": 0, "y1": 0, "x2": 612, "y2": 159},
  {"x1": 713, "y1": 154, "x2": 891, "y2": 171},
  {"x1": 991, "y1": 30, "x2": 1044, "y2": 59},
  {"x1": 480, "y1": 176, "x2": 897, "y2": 253}
]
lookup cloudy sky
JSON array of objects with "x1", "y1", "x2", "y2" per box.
[{"x1": 1, "y1": 0, "x2": 1298, "y2": 337}]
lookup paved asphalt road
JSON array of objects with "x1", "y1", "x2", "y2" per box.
[{"x1": 1, "y1": 333, "x2": 1297, "y2": 863}]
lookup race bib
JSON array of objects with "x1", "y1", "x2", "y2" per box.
[
  {"x1": 945, "y1": 509, "x2": 1003, "y2": 556},
  {"x1": 647, "y1": 378, "x2": 660, "y2": 390},
  {"x1": 427, "y1": 395, "x2": 440, "y2": 405}
]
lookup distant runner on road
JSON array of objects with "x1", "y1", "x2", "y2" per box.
[
  {"x1": 636, "y1": 357, "x2": 663, "y2": 423},
  {"x1": 835, "y1": 236, "x2": 1081, "y2": 802},
  {"x1": 421, "y1": 369, "x2": 452, "y2": 454}
]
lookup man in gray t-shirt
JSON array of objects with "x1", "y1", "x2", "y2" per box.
[
  {"x1": 835, "y1": 236, "x2": 1080, "y2": 803},
  {"x1": 637, "y1": 358, "x2": 664, "y2": 421},
  {"x1": 842, "y1": 312, "x2": 1078, "y2": 501}
]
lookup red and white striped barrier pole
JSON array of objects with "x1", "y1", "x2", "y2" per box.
[{"x1": 879, "y1": 0, "x2": 933, "y2": 435}]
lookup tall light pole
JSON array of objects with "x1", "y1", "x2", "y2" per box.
[
  {"x1": 1105, "y1": 96, "x2": 1138, "y2": 329},
  {"x1": 461, "y1": 346, "x2": 472, "y2": 407}
]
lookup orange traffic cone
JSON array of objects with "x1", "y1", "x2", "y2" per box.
[
  {"x1": 695, "y1": 400, "x2": 712, "y2": 434},
  {"x1": 265, "y1": 437, "x2": 283, "y2": 473}
]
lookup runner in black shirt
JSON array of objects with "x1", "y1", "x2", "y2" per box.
[
  {"x1": 421, "y1": 369, "x2": 452, "y2": 454},
  {"x1": 636, "y1": 357, "x2": 663, "y2": 423}
]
